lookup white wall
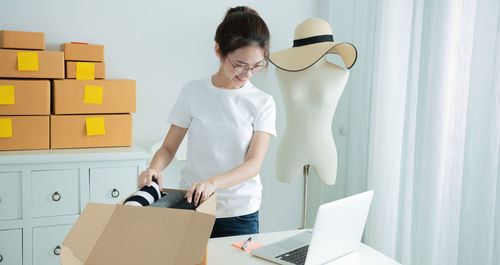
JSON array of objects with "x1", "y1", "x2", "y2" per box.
[{"x1": 0, "y1": 0, "x2": 321, "y2": 231}]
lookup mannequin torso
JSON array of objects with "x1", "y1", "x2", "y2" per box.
[{"x1": 275, "y1": 57, "x2": 349, "y2": 185}]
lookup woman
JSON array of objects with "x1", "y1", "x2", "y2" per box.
[{"x1": 138, "y1": 6, "x2": 276, "y2": 238}]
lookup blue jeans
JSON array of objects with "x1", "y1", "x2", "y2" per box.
[{"x1": 210, "y1": 211, "x2": 259, "y2": 238}]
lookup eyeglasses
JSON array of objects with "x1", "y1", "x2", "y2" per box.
[{"x1": 226, "y1": 56, "x2": 265, "y2": 76}]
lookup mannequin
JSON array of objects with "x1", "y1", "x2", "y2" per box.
[
  {"x1": 275, "y1": 56, "x2": 348, "y2": 185},
  {"x1": 270, "y1": 17, "x2": 357, "y2": 186}
]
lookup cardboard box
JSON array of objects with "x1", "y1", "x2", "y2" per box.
[
  {"x1": 52, "y1": 80, "x2": 136, "y2": 114},
  {"x1": 50, "y1": 114, "x2": 132, "y2": 149},
  {"x1": 0, "y1": 115, "x2": 49, "y2": 150},
  {"x1": 0, "y1": 80, "x2": 50, "y2": 115},
  {"x1": 0, "y1": 30, "x2": 45, "y2": 50},
  {"x1": 65, "y1": 61, "x2": 106, "y2": 79},
  {"x1": 63, "y1": 43, "x2": 104, "y2": 62},
  {"x1": 0, "y1": 49, "x2": 64, "y2": 79},
  {"x1": 60, "y1": 188, "x2": 216, "y2": 265}
]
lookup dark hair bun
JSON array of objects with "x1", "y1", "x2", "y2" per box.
[
  {"x1": 226, "y1": 6, "x2": 259, "y2": 16},
  {"x1": 215, "y1": 6, "x2": 270, "y2": 64},
  {"x1": 234, "y1": 6, "x2": 247, "y2": 13}
]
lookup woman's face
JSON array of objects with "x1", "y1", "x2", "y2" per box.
[{"x1": 217, "y1": 45, "x2": 265, "y2": 88}]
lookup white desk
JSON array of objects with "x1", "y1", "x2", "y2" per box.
[{"x1": 207, "y1": 230, "x2": 401, "y2": 265}]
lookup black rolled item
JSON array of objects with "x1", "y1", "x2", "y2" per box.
[
  {"x1": 170, "y1": 197, "x2": 197, "y2": 210},
  {"x1": 148, "y1": 190, "x2": 197, "y2": 210},
  {"x1": 124, "y1": 178, "x2": 163, "y2": 206},
  {"x1": 123, "y1": 177, "x2": 197, "y2": 210},
  {"x1": 149, "y1": 190, "x2": 185, "y2": 208}
]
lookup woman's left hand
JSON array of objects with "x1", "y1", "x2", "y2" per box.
[{"x1": 185, "y1": 180, "x2": 216, "y2": 207}]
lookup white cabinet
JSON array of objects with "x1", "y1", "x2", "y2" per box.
[
  {"x1": 32, "y1": 169, "x2": 81, "y2": 218},
  {"x1": 32, "y1": 225, "x2": 72, "y2": 265},
  {"x1": 0, "y1": 147, "x2": 150, "y2": 265},
  {"x1": 0, "y1": 172, "x2": 22, "y2": 221},
  {"x1": 89, "y1": 166, "x2": 138, "y2": 204},
  {"x1": 0, "y1": 229, "x2": 23, "y2": 265}
]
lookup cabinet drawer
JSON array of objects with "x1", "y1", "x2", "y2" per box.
[
  {"x1": 0, "y1": 171, "x2": 22, "y2": 220},
  {"x1": 32, "y1": 169, "x2": 80, "y2": 218},
  {"x1": 90, "y1": 166, "x2": 138, "y2": 204},
  {"x1": 0, "y1": 229, "x2": 23, "y2": 265},
  {"x1": 33, "y1": 224, "x2": 72, "y2": 265}
]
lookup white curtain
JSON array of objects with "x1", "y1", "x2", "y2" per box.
[{"x1": 363, "y1": 0, "x2": 500, "y2": 264}]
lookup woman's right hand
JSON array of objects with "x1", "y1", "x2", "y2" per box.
[{"x1": 137, "y1": 167, "x2": 162, "y2": 189}]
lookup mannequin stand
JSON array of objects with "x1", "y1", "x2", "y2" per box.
[
  {"x1": 301, "y1": 164, "x2": 322, "y2": 229},
  {"x1": 302, "y1": 164, "x2": 310, "y2": 229}
]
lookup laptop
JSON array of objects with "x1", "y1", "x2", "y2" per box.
[{"x1": 251, "y1": 190, "x2": 374, "y2": 265}]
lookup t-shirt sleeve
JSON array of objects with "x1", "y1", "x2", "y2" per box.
[
  {"x1": 167, "y1": 86, "x2": 191, "y2": 128},
  {"x1": 254, "y1": 96, "x2": 277, "y2": 138}
]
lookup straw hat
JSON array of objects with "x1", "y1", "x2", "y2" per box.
[{"x1": 270, "y1": 17, "x2": 357, "y2": 71}]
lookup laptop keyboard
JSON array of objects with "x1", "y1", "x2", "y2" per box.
[{"x1": 275, "y1": 245, "x2": 309, "y2": 265}]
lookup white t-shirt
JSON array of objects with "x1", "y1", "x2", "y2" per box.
[{"x1": 167, "y1": 76, "x2": 276, "y2": 218}]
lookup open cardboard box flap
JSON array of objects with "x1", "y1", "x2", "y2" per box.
[{"x1": 61, "y1": 188, "x2": 216, "y2": 265}]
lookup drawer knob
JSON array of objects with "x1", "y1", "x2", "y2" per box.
[
  {"x1": 52, "y1": 191, "x2": 61, "y2": 202},
  {"x1": 111, "y1": 188, "x2": 120, "y2": 198},
  {"x1": 0, "y1": 254, "x2": 3, "y2": 262},
  {"x1": 53, "y1": 245, "x2": 61, "y2": 256}
]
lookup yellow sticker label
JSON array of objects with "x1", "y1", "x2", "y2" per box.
[
  {"x1": 0, "y1": 118, "x2": 13, "y2": 138},
  {"x1": 17, "y1": 52, "x2": 39, "y2": 71},
  {"x1": 76, "y1": 62, "x2": 95, "y2": 80},
  {"x1": 86, "y1": 117, "x2": 106, "y2": 136},
  {"x1": 0, "y1": 85, "x2": 15, "y2": 105},
  {"x1": 84, "y1": 85, "x2": 103, "y2": 104}
]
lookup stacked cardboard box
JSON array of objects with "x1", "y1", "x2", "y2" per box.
[
  {"x1": 0, "y1": 30, "x2": 63, "y2": 150},
  {"x1": 51, "y1": 42, "x2": 135, "y2": 149},
  {"x1": 63, "y1": 42, "x2": 106, "y2": 79}
]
